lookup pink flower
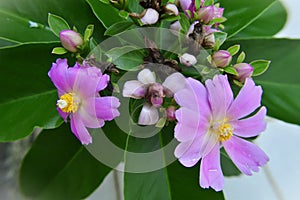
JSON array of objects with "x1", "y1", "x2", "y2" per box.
[
  {"x1": 48, "y1": 59, "x2": 120, "y2": 144},
  {"x1": 122, "y1": 69, "x2": 185, "y2": 125},
  {"x1": 212, "y1": 50, "x2": 232, "y2": 67},
  {"x1": 234, "y1": 63, "x2": 254, "y2": 83},
  {"x1": 59, "y1": 30, "x2": 83, "y2": 52},
  {"x1": 174, "y1": 74, "x2": 269, "y2": 191}
]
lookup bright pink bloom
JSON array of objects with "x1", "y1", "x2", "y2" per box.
[
  {"x1": 174, "y1": 74, "x2": 268, "y2": 191},
  {"x1": 48, "y1": 59, "x2": 120, "y2": 144}
]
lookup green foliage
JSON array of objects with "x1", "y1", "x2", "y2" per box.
[
  {"x1": 19, "y1": 124, "x2": 111, "y2": 200},
  {"x1": 105, "y1": 21, "x2": 135, "y2": 36},
  {"x1": 48, "y1": 13, "x2": 70, "y2": 37},
  {"x1": 251, "y1": 60, "x2": 271, "y2": 76}
]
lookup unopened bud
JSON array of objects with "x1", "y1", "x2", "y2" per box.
[
  {"x1": 234, "y1": 63, "x2": 254, "y2": 82},
  {"x1": 203, "y1": 33, "x2": 215, "y2": 49},
  {"x1": 179, "y1": 53, "x2": 197, "y2": 67},
  {"x1": 59, "y1": 30, "x2": 83, "y2": 52},
  {"x1": 146, "y1": 83, "x2": 164, "y2": 107},
  {"x1": 165, "y1": 3, "x2": 179, "y2": 16},
  {"x1": 141, "y1": 8, "x2": 159, "y2": 25},
  {"x1": 212, "y1": 50, "x2": 232, "y2": 67},
  {"x1": 179, "y1": 0, "x2": 192, "y2": 12},
  {"x1": 198, "y1": 6, "x2": 215, "y2": 23},
  {"x1": 166, "y1": 106, "x2": 177, "y2": 121}
]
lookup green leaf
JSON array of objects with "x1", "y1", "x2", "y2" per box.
[
  {"x1": 19, "y1": 124, "x2": 111, "y2": 200},
  {"x1": 223, "y1": 38, "x2": 300, "y2": 125},
  {"x1": 232, "y1": 1, "x2": 287, "y2": 38},
  {"x1": 0, "y1": 0, "x2": 106, "y2": 45},
  {"x1": 250, "y1": 60, "x2": 271, "y2": 76},
  {"x1": 0, "y1": 43, "x2": 63, "y2": 141},
  {"x1": 48, "y1": 13, "x2": 70, "y2": 37},
  {"x1": 219, "y1": 0, "x2": 280, "y2": 38},
  {"x1": 214, "y1": 31, "x2": 227, "y2": 50},
  {"x1": 104, "y1": 21, "x2": 135, "y2": 36},
  {"x1": 0, "y1": 37, "x2": 20, "y2": 48},
  {"x1": 106, "y1": 46, "x2": 145, "y2": 71},
  {"x1": 83, "y1": 24, "x2": 94, "y2": 42},
  {"x1": 52, "y1": 47, "x2": 68, "y2": 55},
  {"x1": 236, "y1": 51, "x2": 246, "y2": 63},
  {"x1": 124, "y1": 124, "x2": 225, "y2": 199},
  {"x1": 179, "y1": 13, "x2": 190, "y2": 34},
  {"x1": 227, "y1": 44, "x2": 240, "y2": 56},
  {"x1": 223, "y1": 66, "x2": 238, "y2": 76},
  {"x1": 86, "y1": 0, "x2": 127, "y2": 29}
]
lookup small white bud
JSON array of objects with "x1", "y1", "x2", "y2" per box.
[
  {"x1": 141, "y1": 8, "x2": 159, "y2": 25},
  {"x1": 179, "y1": 53, "x2": 197, "y2": 67}
]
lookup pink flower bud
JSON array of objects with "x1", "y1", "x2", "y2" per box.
[
  {"x1": 141, "y1": 8, "x2": 159, "y2": 25},
  {"x1": 146, "y1": 83, "x2": 164, "y2": 107},
  {"x1": 165, "y1": 3, "x2": 179, "y2": 16},
  {"x1": 170, "y1": 21, "x2": 181, "y2": 33},
  {"x1": 212, "y1": 50, "x2": 232, "y2": 67},
  {"x1": 166, "y1": 106, "x2": 176, "y2": 121},
  {"x1": 179, "y1": 53, "x2": 197, "y2": 67},
  {"x1": 198, "y1": 6, "x2": 215, "y2": 23},
  {"x1": 180, "y1": 0, "x2": 192, "y2": 12},
  {"x1": 234, "y1": 63, "x2": 254, "y2": 82},
  {"x1": 59, "y1": 30, "x2": 83, "y2": 52}
]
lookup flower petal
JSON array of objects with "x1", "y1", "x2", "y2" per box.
[
  {"x1": 57, "y1": 107, "x2": 69, "y2": 122},
  {"x1": 137, "y1": 69, "x2": 156, "y2": 84},
  {"x1": 94, "y1": 97, "x2": 120, "y2": 120},
  {"x1": 138, "y1": 104, "x2": 159, "y2": 125},
  {"x1": 48, "y1": 59, "x2": 70, "y2": 92},
  {"x1": 205, "y1": 75, "x2": 233, "y2": 120},
  {"x1": 227, "y1": 78, "x2": 263, "y2": 120},
  {"x1": 175, "y1": 138, "x2": 202, "y2": 167},
  {"x1": 78, "y1": 105, "x2": 104, "y2": 129},
  {"x1": 97, "y1": 73, "x2": 110, "y2": 91},
  {"x1": 162, "y1": 72, "x2": 186, "y2": 94},
  {"x1": 231, "y1": 107, "x2": 267, "y2": 138},
  {"x1": 223, "y1": 136, "x2": 269, "y2": 176},
  {"x1": 70, "y1": 112, "x2": 92, "y2": 145},
  {"x1": 175, "y1": 107, "x2": 209, "y2": 142},
  {"x1": 200, "y1": 143, "x2": 224, "y2": 192},
  {"x1": 122, "y1": 80, "x2": 146, "y2": 98}
]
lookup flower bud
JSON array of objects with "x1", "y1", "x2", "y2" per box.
[
  {"x1": 59, "y1": 30, "x2": 83, "y2": 53},
  {"x1": 212, "y1": 50, "x2": 232, "y2": 68},
  {"x1": 146, "y1": 83, "x2": 164, "y2": 107},
  {"x1": 198, "y1": 6, "x2": 215, "y2": 23},
  {"x1": 180, "y1": 0, "x2": 192, "y2": 12},
  {"x1": 203, "y1": 33, "x2": 215, "y2": 49},
  {"x1": 234, "y1": 63, "x2": 254, "y2": 82},
  {"x1": 165, "y1": 3, "x2": 179, "y2": 16},
  {"x1": 179, "y1": 53, "x2": 197, "y2": 67},
  {"x1": 166, "y1": 106, "x2": 177, "y2": 121},
  {"x1": 141, "y1": 8, "x2": 159, "y2": 25}
]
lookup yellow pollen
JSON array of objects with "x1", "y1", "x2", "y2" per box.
[
  {"x1": 217, "y1": 123, "x2": 233, "y2": 142},
  {"x1": 57, "y1": 92, "x2": 79, "y2": 113}
]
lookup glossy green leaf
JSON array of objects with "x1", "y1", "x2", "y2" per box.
[
  {"x1": 48, "y1": 13, "x2": 70, "y2": 37},
  {"x1": 0, "y1": 0, "x2": 105, "y2": 45},
  {"x1": 219, "y1": 0, "x2": 280, "y2": 38},
  {"x1": 0, "y1": 43, "x2": 63, "y2": 141},
  {"x1": 232, "y1": 1, "x2": 287, "y2": 38},
  {"x1": 237, "y1": 51, "x2": 246, "y2": 63},
  {"x1": 224, "y1": 66, "x2": 238, "y2": 76},
  {"x1": 124, "y1": 124, "x2": 225, "y2": 199},
  {"x1": 104, "y1": 21, "x2": 135, "y2": 36},
  {"x1": 214, "y1": 32, "x2": 227, "y2": 51},
  {"x1": 227, "y1": 44, "x2": 240, "y2": 56},
  {"x1": 86, "y1": 0, "x2": 127, "y2": 29},
  {"x1": 19, "y1": 124, "x2": 111, "y2": 200},
  {"x1": 250, "y1": 60, "x2": 271, "y2": 76},
  {"x1": 0, "y1": 37, "x2": 19, "y2": 48},
  {"x1": 223, "y1": 39, "x2": 300, "y2": 125},
  {"x1": 52, "y1": 47, "x2": 67, "y2": 55}
]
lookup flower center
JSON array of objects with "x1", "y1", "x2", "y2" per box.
[
  {"x1": 56, "y1": 92, "x2": 79, "y2": 113},
  {"x1": 216, "y1": 123, "x2": 233, "y2": 142}
]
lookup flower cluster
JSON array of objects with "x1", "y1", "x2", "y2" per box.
[{"x1": 47, "y1": 0, "x2": 271, "y2": 193}]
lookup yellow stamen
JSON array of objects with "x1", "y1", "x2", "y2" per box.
[
  {"x1": 56, "y1": 92, "x2": 79, "y2": 113},
  {"x1": 216, "y1": 123, "x2": 233, "y2": 142}
]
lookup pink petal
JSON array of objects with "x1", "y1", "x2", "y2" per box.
[
  {"x1": 200, "y1": 143, "x2": 224, "y2": 191},
  {"x1": 97, "y1": 73, "x2": 110, "y2": 91},
  {"x1": 223, "y1": 136, "x2": 269, "y2": 176},
  {"x1": 174, "y1": 107, "x2": 209, "y2": 142},
  {"x1": 70, "y1": 112, "x2": 92, "y2": 145},
  {"x1": 122, "y1": 80, "x2": 146, "y2": 98},
  {"x1": 57, "y1": 107, "x2": 69, "y2": 122},
  {"x1": 205, "y1": 75, "x2": 233, "y2": 120},
  {"x1": 162, "y1": 72, "x2": 186, "y2": 94},
  {"x1": 94, "y1": 97, "x2": 120, "y2": 120},
  {"x1": 227, "y1": 78, "x2": 263, "y2": 120},
  {"x1": 48, "y1": 59, "x2": 70, "y2": 92},
  {"x1": 137, "y1": 69, "x2": 156, "y2": 84},
  {"x1": 175, "y1": 138, "x2": 202, "y2": 167},
  {"x1": 138, "y1": 104, "x2": 159, "y2": 125},
  {"x1": 78, "y1": 106, "x2": 104, "y2": 129},
  {"x1": 231, "y1": 107, "x2": 267, "y2": 138}
]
